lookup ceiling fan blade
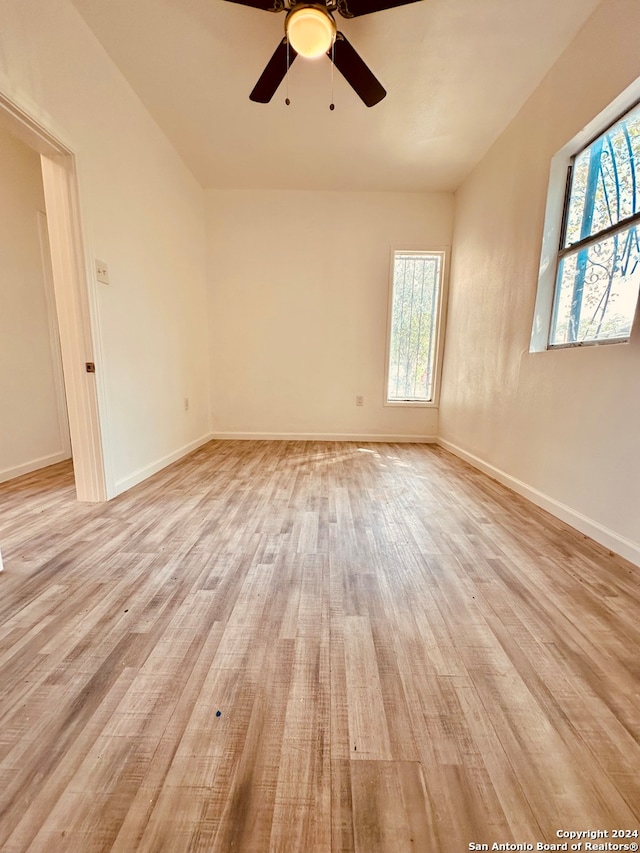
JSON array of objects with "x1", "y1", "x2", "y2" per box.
[
  {"x1": 250, "y1": 38, "x2": 298, "y2": 103},
  {"x1": 337, "y1": 0, "x2": 422, "y2": 17},
  {"x1": 330, "y1": 33, "x2": 386, "y2": 107},
  {"x1": 223, "y1": 0, "x2": 285, "y2": 12}
]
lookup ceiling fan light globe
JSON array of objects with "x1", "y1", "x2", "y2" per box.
[{"x1": 286, "y1": 8, "x2": 335, "y2": 59}]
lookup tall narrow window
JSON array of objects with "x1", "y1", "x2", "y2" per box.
[
  {"x1": 550, "y1": 102, "x2": 640, "y2": 346},
  {"x1": 386, "y1": 250, "x2": 446, "y2": 404}
]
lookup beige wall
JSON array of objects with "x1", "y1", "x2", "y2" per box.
[
  {"x1": 206, "y1": 189, "x2": 453, "y2": 440},
  {"x1": 0, "y1": 0, "x2": 211, "y2": 495},
  {"x1": 0, "y1": 127, "x2": 70, "y2": 481},
  {"x1": 440, "y1": 0, "x2": 640, "y2": 564}
]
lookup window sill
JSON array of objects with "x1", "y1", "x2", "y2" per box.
[
  {"x1": 384, "y1": 400, "x2": 438, "y2": 408},
  {"x1": 548, "y1": 337, "x2": 630, "y2": 350}
]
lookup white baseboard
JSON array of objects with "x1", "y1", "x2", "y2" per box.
[
  {"x1": 111, "y1": 432, "x2": 214, "y2": 497},
  {"x1": 438, "y1": 437, "x2": 640, "y2": 568},
  {"x1": 0, "y1": 451, "x2": 71, "y2": 484},
  {"x1": 211, "y1": 432, "x2": 437, "y2": 443}
]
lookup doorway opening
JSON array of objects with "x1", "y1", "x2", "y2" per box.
[{"x1": 0, "y1": 91, "x2": 107, "y2": 502}]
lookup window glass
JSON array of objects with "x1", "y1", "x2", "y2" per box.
[
  {"x1": 553, "y1": 225, "x2": 639, "y2": 342},
  {"x1": 550, "y1": 103, "x2": 640, "y2": 346},
  {"x1": 387, "y1": 252, "x2": 443, "y2": 402},
  {"x1": 564, "y1": 104, "x2": 640, "y2": 247}
]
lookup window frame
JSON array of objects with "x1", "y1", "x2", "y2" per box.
[
  {"x1": 531, "y1": 77, "x2": 640, "y2": 353},
  {"x1": 383, "y1": 246, "x2": 449, "y2": 408}
]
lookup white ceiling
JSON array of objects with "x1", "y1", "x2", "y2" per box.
[{"x1": 69, "y1": 0, "x2": 602, "y2": 192}]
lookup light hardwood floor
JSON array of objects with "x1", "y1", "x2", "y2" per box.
[{"x1": 0, "y1": 440, "x2": 638, "y2": 852}]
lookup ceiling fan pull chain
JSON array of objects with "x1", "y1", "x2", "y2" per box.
[
  {"x1": 285, "y1": 38, "x2": 291, "y2": 105},
  {"x1": 329, "y1": 39, "x2": 335, "y2": 111}
]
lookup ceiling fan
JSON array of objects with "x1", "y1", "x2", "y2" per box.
[{"x1": 223, "y1": 0, "x2": 423, "y2": 107}]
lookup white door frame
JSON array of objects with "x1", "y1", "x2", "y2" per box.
[
  {"x1": 37, "y1": 210, "x2": 72, "y2": 462},
  {"x1": 0, "y1": 92, "x2": 107, "y2": 502}
]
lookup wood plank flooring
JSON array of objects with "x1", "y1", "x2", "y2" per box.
[{"x1": 0, "y1": 440, "x2": 638, "y2": 852}]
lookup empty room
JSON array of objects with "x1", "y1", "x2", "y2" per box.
[{"x1": 0, "y1": 0, "x2": 639, "y2": 850}]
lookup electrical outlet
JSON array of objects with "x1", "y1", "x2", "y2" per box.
[
  {"x1": 356, "y1": 395, "x2": 364, "y2": 407},
  {"x1": 95, "y1": 259, "x2": 110, "y2": 285},
  {"x1": 184, "y1": 397, "x2": 190, "y2": 411}
]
